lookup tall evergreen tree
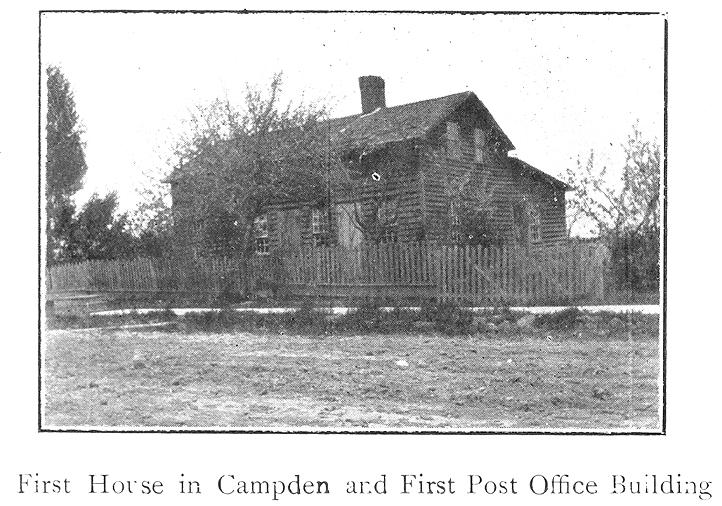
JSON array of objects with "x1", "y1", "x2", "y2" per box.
[
  {"x1": 46, "y1": 66, "x2": 87, "y2": 264},
  {"x1": 66, "y1": 192, "x2": 136, "y2": 261}
]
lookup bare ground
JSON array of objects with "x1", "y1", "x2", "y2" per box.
[{"x1": 42, "y1": 328, "x2": 660, "y2": 431}]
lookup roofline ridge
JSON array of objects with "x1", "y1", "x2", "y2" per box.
[
  {"x1": 321, "y1": 90, "x2": 472, "y2": 123},
  {"x1": 378, "y1": 90, "x2": 472, "y2": 112}
]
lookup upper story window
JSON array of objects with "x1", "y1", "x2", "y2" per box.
[
  {"x1": 347, "y1": 150, "x2": 368, "y2": 180},
  {"x1": 474, "y1": 128, "x2": 485, "y2": 163},
  {"x1": 446, "y1": 122, "x2": 461, "y2": 160},
  {"x1": 253, "y1": 214, "x2": 269, "y2": 255}
]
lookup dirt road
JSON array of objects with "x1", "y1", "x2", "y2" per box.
[{"x1": 43, "y1": 328, "x2": 660, "y2": 431}]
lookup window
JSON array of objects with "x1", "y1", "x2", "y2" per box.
[
  {"x1": 512, "y1": 202, "x2": 542, "y2": 245},
  {"x1": 446, "y1": 122, "x2": 461, "y2": 159},
  {"x1": 311, "y1": 208, "x2": 329, "y2": 235},
  {"x1": 336, "y1": 204, "x2": 362, "y2": 249},
  {"x1": 347, "y1": 150, "x2": 367, "y2": 180},
  {"x1": 253, "y1": 214, "x2": 269, "y2": 255},
  {"x1": 311, "y1": 207, "x2": 330, "y2": 245},
  {"x1": 449, "y1": 201, "x2": 462, "y2": 243},
  {"x1": 529, "y1": 204, "x2": 542, "y2": 243},
  {"x1": 474, "y1": 128, "x2": 485, "y2": 163},
  {"x1": 376, "y1": 200, "x2": 398, "y2": 242}
]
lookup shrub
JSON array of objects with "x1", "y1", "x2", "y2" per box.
[
  {"x1": 608, "y1": 228, "x2": 660, "y2": 293},
  {"x1": 183, "y1": 308, "x2": 241, "y2": 331},
  {"x1": 593, "y1": 311, "x2": 659, "y2": 336},
  {"x1": 420, "y1": 300, "x2": 474, "y2": 334},
  {"x1": 284, "y1": 299, "x2": 327, "y2": 330},
  {"x1": 218, "y1": 277, "x2": 244, "y2": 304},
  {"x1": 530, "y1": 308, "x2": 658, "y2": 336},
  {"x1": 487, "y1": 307, "x2": 521, "y2": 325},
  {"x1": 333, "y1": 298, "x2": 383, "y2": 332},
  {"x1": 533, "y1": 307, "x2": 583, "y2": 330},
  {"x1": 327, "y1": 300, "x2": 420, "y2": 334},
  {"x1": 179, "y1": 301, "x2": 334, "y2": 335},
  {"x1": 356, "y1": 297, "x2": 384, "y2": 319}
]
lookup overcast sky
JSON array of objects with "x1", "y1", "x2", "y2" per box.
[{"x1": 41, "y1": 12, "x2": 664, "y2": 213}]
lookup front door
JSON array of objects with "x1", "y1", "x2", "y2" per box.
[
  {"x1": 336, "y1": 203, "x2": 362, "y2": 248},
  {"x1": 277, "y1": 209, "x2": 301, "y2": 251}
]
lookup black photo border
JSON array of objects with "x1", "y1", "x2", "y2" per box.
[{"x1": 37, "y1": 8, "x2": 668, "y2": 436}]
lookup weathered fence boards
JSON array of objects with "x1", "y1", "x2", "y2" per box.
[
  {"x1": 47, "y1": 257, "x2": 252, "y2": 296},
  {"x1": 47, "y1": 241, "x2": 606, "y2": 304}
]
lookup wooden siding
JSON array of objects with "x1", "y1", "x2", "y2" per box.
[
  {"x1": 419, "y1": 102, "x2": 567, "y2": 245},
  {"x1": 267, "y1": 143, "x2": 424, "y2": 248}
]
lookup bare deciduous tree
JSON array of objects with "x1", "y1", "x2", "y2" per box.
[
  {"x1": 565, "y1": 122, "x2": 661, "y2": 291},
  {"x1": 565, "y1": 122, "x2": 660, "y2": 238}
]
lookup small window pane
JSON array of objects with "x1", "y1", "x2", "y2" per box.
[
  {"x1": 474, "y1": 128, "x2": 485, "y2": 163},
  {"x1": 253, "y1": 214, "x2": 268, "y2": 238},
  {"x1": 446, "y1": 122, "x2": 461, "y2": 159},
  {"x1": 255, "y1": 238, "x2": 269, "y2": 255},
  {"x1": 312, "y1": 208, "x2": 329, "y2": 236},
  {"x1": 254, "y1": 214, "x2": 269, "y2": 254}
]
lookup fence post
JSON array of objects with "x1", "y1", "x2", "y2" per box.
[
  {"x1": 435, "y1": 243, "x2": 442, "y2": 303},
  {"x1": 594, "y1": 243, "x2": 605, "y2": 301}
]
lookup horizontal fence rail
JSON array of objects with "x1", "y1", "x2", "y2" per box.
[{"x1": 47, "y1": 241, "x2": 606, "y2": 305}]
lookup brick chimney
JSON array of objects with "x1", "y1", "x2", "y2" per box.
[{"x1": 359, "y1": 75, "x2": 386, "y2": 114}]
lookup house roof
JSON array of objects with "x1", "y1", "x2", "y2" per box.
[
  {"x1": 324, "y1": 90, "x2": 514, "y2": 152},
  {"x1": 327, "y1": 97, "x2": 570, "y2": 192},
  {"x1": 166, "y1": 90, "x2": 526, "y2": 183},
  {"x1": 507, "y1": 156, "x2": 571, "y2": 191}
]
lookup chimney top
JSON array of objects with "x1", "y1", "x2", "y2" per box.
[{"x1": 358, "y1": 75, "x2": 386, "y2": 114}]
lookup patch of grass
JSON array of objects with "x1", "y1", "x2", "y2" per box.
[
  {"x1": 530, "y1": 309, "x2": 659, "y2": 339},
  {"x1": 176, "y1": 300, "x2": 481, "y2": 335},
  {"x1": 47, "y1": 310, "x2": 178, "y2": 330},
  {"x1": 180, "y1": 303, "x2": 331, "y2": 335},
  {"x1": 588, "y1": 311, "x2": 659, "y2": 337},
  {"x1": 46, "y1": 302, "x2": 660, "y2": 340}
]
